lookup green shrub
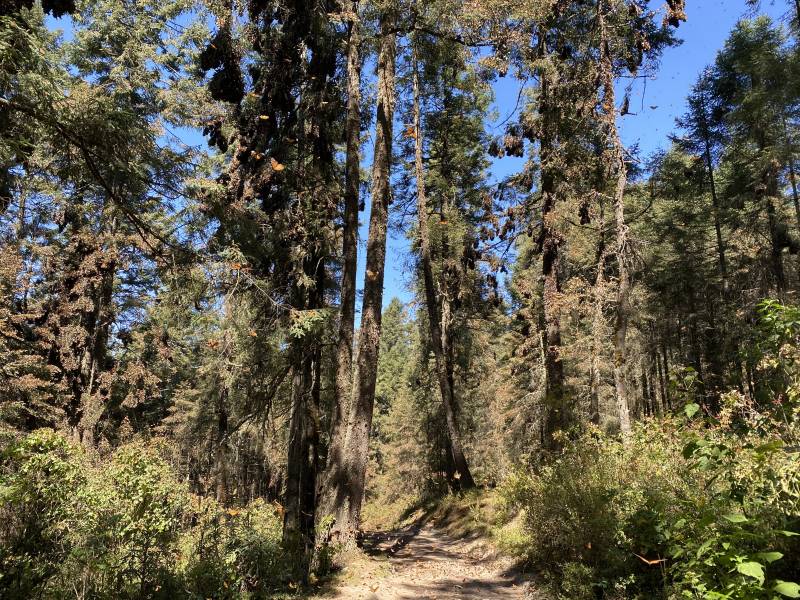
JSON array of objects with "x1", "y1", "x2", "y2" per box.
[
  {"x1": 497, "y1": 300, "x2": 800, "y2": 599},
  {"x1": 0, "y1": 429, "x2": 86, "y2": 597},
  {"x1": 499, "y1": 423, "x2": 685, "y2": 597},
  {"x1": 499, "y1": 415, "x2": 800, "y2": 599},
  {"x1": 664, "y1": 416, "x2": 800, "y2": 600},
  {"x1": 180, "y1": 496, "x2": 290, "y2": 598},
  {"x1": 559, "y1": 562, "x2": 599, "y2": 600},
  {"x1": 0, "y1": 431, "x2": 298, "y2": 599},
  {"x1": 66, "y1": 442, "x2": 188, "y2": 598}
]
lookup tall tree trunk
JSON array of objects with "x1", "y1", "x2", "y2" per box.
[
  {"x1": 648, "y1": 350, "x2": 661, "y2": 416},
  {"x1": 701, "y1": 112, "x2": 736, "y2": 404},
  {"x1": 284, "y1": 353, "x2": 312, "y2": 546},
  {"x1": 315, "y1": 0, "x2": 361, "y2": 549},
  {"x1": 214, "y1": 388, "x2": 229, "y2": 505},
  {"x1": 306, "y1": 338, "x2": 322, "y2": 533},
  {"x1": 283, "y1": 262, "x2": 324, "y2": 561},
  {"x1": 697, "y1": 109, "x2": 734, "y2": 408},
  {"x1": 599, "y1": 2, "x2": 631, "y2": 436},
  {"x1": 640, "y1": 362, "x2": 652, "y2": 417},
  {"x1": 782, "y1": 117, "x2": 800, "y2": 286},
  {"x1": 76, "y1": 245, "x2": 116, "y2": 447},
  {"x1": 766, "y1": 190, "x2": 786, "y2": 295},
  {"x1": 757, "y1": 133, "x2": 786, "y2": 295},
  {"x1": 788, "y1": 153, "x2": 800, "y2": 233},
  {"x1": 659, "y1": 342, "x2": 670, "y2": 410},
  {"x1": 339, "y1": 8, "x2": 397, "y2": 541},
  {"x1": 704, "y1": 297, "x2": 725, "y2": 409},
  {"x1": 611, "y1": 185, "x2": 632, "y2": 434},
  {"x1": 410, "y1": 36, "x2": 475, "y2": 489},
  {"x1": 589, "y1": 198, "x2": 606, "y2": 426},
  {"x1": 698, "y1": 94, "x2": 728, "y2": 291},
  {"x1": 536, "y1": 34, "x2": 568, "y2": 449},
  {"x1": 686, "y1": 288, "x2": 706, "y2": 402},
  {"x1": 55, "y1": 214, "x2": 117, "y2": 447}
]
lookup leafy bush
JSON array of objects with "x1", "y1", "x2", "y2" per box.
[
  {"x1": 180, "y1": 496, "x2": 290, "y2": 598},
  {"x1": 497, "y1": 301, "x2": 800, "y2": 599},
  {"x1": 66, "y1": 442, "x2": 188, "y2": 598},
  {"x1": 499, "y1": 414, "x2": 800, "y2": 599},
  {"x1": 0, "y1": 431, "x2": 296, "y2": 599},
  {"x1": 499, "y1": 423, "x2": 687, "y2": 598},
  {"x1": 665, "y1": 409, "x2": 800, "y2": 600},
  {"x1": 0, "y1": 429, "x2": 86, "y2": 597}
]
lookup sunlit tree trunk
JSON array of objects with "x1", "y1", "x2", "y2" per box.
[
  {"x1": 339, "y1": 7, "x2": 397, "y2": 542},
  {"x1": 315, "y1": 0, "x2": 362, "y2": 550},
  {"x1": 589, "y1": 199, "x2": 606, "y2": 426}
]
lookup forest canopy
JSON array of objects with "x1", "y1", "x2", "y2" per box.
[{"x1": 1, "y1": 0, "x2": 800, "y2": 598}]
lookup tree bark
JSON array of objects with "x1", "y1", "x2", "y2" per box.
[
  {"x1": 756, "y1": 131, "x2": 786, "y2": 295},
  {"x1": 315, "y1": 0, "x2": 361, "y2": 550},
  {"x1": 411, "y1": 36, "x2": 475, "y2": 489},
  {"x1": 782, "y1": 118, "x2": 800, "y2": 275},
  {"x1": 599, "y1": 1, "x2": 631, "y2": 436},
  {"x1": 659, "y1": 342, "x2": 670, "y2": 410},
  {"x1": 283, "y1": 262, "x2": 324, "y2": 560},
  {"x1": 54, "y1": 212, "x2": 117, "y2": 447},
  {"x1": 695, "y1": 104, "x2": 733, "y2": 408},
  {"x1": 337, "y1": 8, "x2": 397, "y2": 543},
  {"x1": 589, "y1": 198, "x2": 606, "y2": 426},
  {"x1": 536, "y1": 33, "x2": 568, "y2": 450},
  {"x1": 704, "y1": 297, "x2": 725, "y2": 408},
  {"x1": 284, "y1": 354, "x2": 313, "y2": 546},
  {"x1": 788, "y1": 153, "x2": 800, "y2": 233},
  {"x1": 698, "y1": 93, "x2": 728, "y2": 291},
  {"x1": 686, "y1": 288, "x2": 706, "y2": 402},
  {"x1": 214, "y1": 388, "x2": 229, "y2": 505},
  {"x1": 765, "y1": 181, "x2": 786, "y2": 295},
  {"x1": 648, "y1": 350, "x2": 661, "y2": 416}
]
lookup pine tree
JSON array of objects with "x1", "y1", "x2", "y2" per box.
[
  {"x1": 0, "y1": 0, "x2": 202, "y2": 442},
  {"x1": 196, "y1": 0, "x2": 344, "y2": 552},
  {"x1": 710, "y1": 17, "x2": 798, "y2": 295}
]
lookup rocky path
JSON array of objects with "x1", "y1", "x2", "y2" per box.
[{"x1": 321, "y1": 525, "x2": 532, "y2": 600}]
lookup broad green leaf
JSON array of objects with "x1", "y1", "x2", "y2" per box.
[
  {"x1": 723, "y1": 513, "x2": 748, "y2": 523},
  {"x1": 696, "y1": 539, "x2": 713, "y2": 558},
  {"x1": 754, "y1": 551, "x2": 783, "y2": 563},
  {"x1": 774, "y1": 581, "x2": 800, "y2": 598},
  {"x1": 736, "y1": 561, "x2": 764, "y2": 584},
  {"x1": 684, "y1": 403, "x2": 700, "y2": 418},
  {"x1": 682, "y1": 441, "x2": 698, "y2": 459}
]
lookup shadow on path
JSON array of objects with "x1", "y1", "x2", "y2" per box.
[{"x1": 324, "y1": 526, "x2": 534, "y2": 599}]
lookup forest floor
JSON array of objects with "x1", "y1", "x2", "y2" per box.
[
  {"x1": 311, "y1": 494, "x2": 541, "y2": 600},
  {"x1": 316, "y1": 525, "x2": 533, "y2": 599}
]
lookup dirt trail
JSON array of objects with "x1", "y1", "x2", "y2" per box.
[{"x1": 322, "y1": 526, "x2": 532, "y2": 600}]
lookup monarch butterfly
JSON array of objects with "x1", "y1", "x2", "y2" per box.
[{"x1": 634, "y1": 553, "x2": 666, "y2": 565}]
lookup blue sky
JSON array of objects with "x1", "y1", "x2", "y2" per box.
[{"x1": 371, "y1": 0, "x2": 791, "y2": 310}]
